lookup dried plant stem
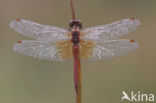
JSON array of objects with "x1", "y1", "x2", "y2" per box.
[{"x1": 70, "y1": 0, "x2": 76, "y2": 20}]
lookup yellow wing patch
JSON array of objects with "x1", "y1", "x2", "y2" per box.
[
  {"x1": 79, "y1": 40, "x2": 95, "y2": 59},
  {"x1": 56, "y1": 32, "x2": 95, "y2": 60},
  {"x1": 56, "y1": 41, "x2": 72, "y2": 59}
]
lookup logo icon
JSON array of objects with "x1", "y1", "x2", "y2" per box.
[
  {"x1": 121, "y1": 91, "x2": 154, "y2": 102},
  {"x1": 121, "y1": 91, "x2": 131, "y2": 101}
]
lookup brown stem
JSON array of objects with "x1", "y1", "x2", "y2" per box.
[{"x1": 70, "y1": 0, "x2": 76, "y2": 20}]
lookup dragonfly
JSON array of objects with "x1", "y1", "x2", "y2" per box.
[
  {"x1": 9, "y1": 18, "x2": 141, "y2": 62},
  {"x1": 9, "y1": 0, "x2": 141, "y2": 103}
]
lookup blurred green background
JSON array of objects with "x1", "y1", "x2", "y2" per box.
[{"x1": 0, "y1": 0, "x2": 156, "y2": 103}]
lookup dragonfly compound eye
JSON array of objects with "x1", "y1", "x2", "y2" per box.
[{"x1": 69, "y1": 20, "x2": 82, "y2": 29}]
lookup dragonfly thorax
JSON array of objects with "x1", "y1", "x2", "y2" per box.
[
  {"x1": 69, "y1": 20, "x2": 82, "y2": 29},
  {"x1": 72, "y1": 31, "x2": 79, "y2": 36},
  {"x1": 72, "y1": 30, "x2": 80, "y2": 45}
]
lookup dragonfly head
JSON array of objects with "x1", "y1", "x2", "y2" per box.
[{"x1": 69, "y1": 20, "x2": 82, "y2": 29}]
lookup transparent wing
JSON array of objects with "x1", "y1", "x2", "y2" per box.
[
  {"x1": 13, "y1": 40, "x2": 72, "y2": 61},
  {"x1": 10, "y1": 19, "x2": 70, "y2": 42},
  {"x1": 81, "y1": 39, "x2": 139, "y2": 61},
  {"x1": 81, "y1": 18, "x2": 141, "y2": 41}
]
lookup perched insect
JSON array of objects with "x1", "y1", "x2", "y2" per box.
[
  {"x1": 10, "y1": 18, "x2": 140, "y2": 62},
  {"x1": 9, "y1": 0, "x2": 141, "y2": 103}
]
